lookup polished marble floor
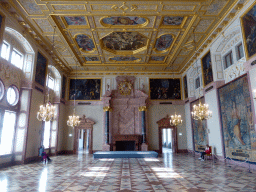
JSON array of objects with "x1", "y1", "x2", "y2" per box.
[{"x1": 0, "y1": 149, "x2": 256, "y2": 192}]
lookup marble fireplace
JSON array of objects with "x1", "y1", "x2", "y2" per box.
[{"x1": 102, "y1": 76, "x2": 148, "y2": 151}]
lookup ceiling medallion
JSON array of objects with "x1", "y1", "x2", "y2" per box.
[{"x1": 118, "y1": 80, "x2": 133, "y2": 96}]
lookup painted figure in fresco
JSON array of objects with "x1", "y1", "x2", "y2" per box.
[
  {"x1": 163, "y1": 16, "x2": 184, "y2": 26},
  {"x1": 231, "y1": 101, "x2": 245, "y2": 145},
  {"x1": 102, "y1": 16, "x2": 146, "y2": 26},
  {"x1": 85, "y1": 57, "x2": 99, "y2": 61},
  {"x1": 155, "y1": 35, "x2": 173, "y2": 51},
  {"x1": 65, "y1": 16, "x2": 87, "y2": 26},
  {"x1": 75, "y1": 35, "x2": 95, "y2": 52}
]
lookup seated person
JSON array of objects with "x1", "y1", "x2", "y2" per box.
[
  {"x1": 39, "y1": 145, "x2": 51, "y2": 162},
  {"x1": 198, "y1": 144, "x2": 211, "y2": 161}
]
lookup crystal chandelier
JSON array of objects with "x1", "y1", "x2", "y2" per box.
[
  {"x1": 169, "y1": 62, "x2": 183, "y2": 126},
  {"x1": 37, "y1": 94, "x2": 56, "y2": 122},
  {"x1": 67, "y1": 108, "x2": 80, "y2": 127},
  {"x1": 37, "y1": 26, "x2": 57, "y2": 122},
  {"x1": 190, "y1": 28, "x2": 212, "y2": 121},
  {"x1": 67, "y1": 63, "x2": 80, "y2": 128},
  {"x1": 170, "y1": 113, "x2": 183, "y2": 126},
  {"x1": 191, "y1": 101, "x2": 212, "y2": 121}
]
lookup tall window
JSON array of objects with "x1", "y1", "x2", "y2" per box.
[
  {"x1": 0, "y1": 110, "x2": 16, "y2": 155},
  {"x1": 43, "y1": 121, "x2": 51, "y2": 148},
  {"x1": 236, "y1": 43, "x2": 244, "y2": 60},
  {"x1": 1, "y1": 41, "x2": 10, "y2": 60},
  {"x1": 47, "y1": 75, "x2": 55, "y2": 90},
  {"x1": 11, "y1": 49, "x2": 23, "y2": 69},
  {"x1": 224, "y1": 51, "x2": 233, "y2": 69}
]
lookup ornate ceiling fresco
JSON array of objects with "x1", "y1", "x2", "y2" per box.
[{"x1": 0, "y1": 0, "x2": 248, "y2": 76}]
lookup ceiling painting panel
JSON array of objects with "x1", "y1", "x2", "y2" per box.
[
  {"x1": 150, "y1": 56, "x2": 166, "y2": 62},
  {"x1": 154, "y1": 34, "x2": 174, "y2": 52},
  {"x1": 6, "y1": 0, "x2": 245, "y2": 74},
  {"x1": 62, "y1": 16, "x2": 89, "y2": 28},
  {"x1": 74, "y1": 34, "x2": 96, "y2": 53}
]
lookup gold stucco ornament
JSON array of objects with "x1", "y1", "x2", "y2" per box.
[{"x1": 118, "y1": 80, "x2": 132, "y2": 96}]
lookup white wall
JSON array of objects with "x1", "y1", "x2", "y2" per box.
[
  {"x1": 66, "y1": 105, "x2": 104, "y2": 151},
  {"x1": 26, "y1": 90, "x2": 44, "y2": 158},
  {"x1": 205, "y1": 89, "x2": 223, "y2": 156},
  {"x1": 147, "y1": 104, "x2": 187, "y2": 151}
]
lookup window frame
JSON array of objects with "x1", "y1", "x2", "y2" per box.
[
  {"x1": 1, "y1": 41, "x2": 10, "y2": 60},
  {"x1": 195, "y1": 76, "x2": 200, "y2": 89},
  {"x1": 236, "y1": 43, "x2": 244, "y2": 60},
  {"x1": 11, "y1": 48, "x2": 24, "y2": 69},
  {"x1": 6, "y1": 85, "x2": 19, "y2": 107},
  {"x1": 224, "y1": 51, "x2": 233, "y2": 69},
  {"x1": 47, "y1": 75, "x2": 55, "y2": 90},
  {"x1": 0, "y1": 79, "x2": 5, "y2": 102},
  {"x1": 0, "y1": 109, "x2": 17, "y2": 156}
]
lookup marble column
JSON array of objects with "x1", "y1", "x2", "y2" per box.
[
  {"x1": 139, "y1": 106, "x2": 148, "y2": 151},
  {"x1": 102, "y1": 106, "x2": 111, "y2": 151}
]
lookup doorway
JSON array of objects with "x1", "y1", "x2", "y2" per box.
[
  {"x1": 73, "y1": 115, "x2": 95, "y2": 154},
  {"x1": 78, "y1": 129, "x2": 90, "y2": 154},
  {"x1": 162, "y1": 128, "x2": 174, "y2": 153}
]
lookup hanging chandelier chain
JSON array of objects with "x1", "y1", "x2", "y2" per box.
[{"x1": 191, "y1": 27, "x2": 212, "y2": 121}]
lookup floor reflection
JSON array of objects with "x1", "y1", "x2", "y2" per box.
[{"x1": 0, "y1": 152, "x2": 255, "y2": 191}]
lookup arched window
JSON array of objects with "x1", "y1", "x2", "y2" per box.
[{"x1": 0, "y1": 27, "x2": 35, "y2": 80}]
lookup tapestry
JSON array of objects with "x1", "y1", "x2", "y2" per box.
[
  {"x1": 201, "y1": 51, "x2": 213, "y2": 86},
  {"x1": 191, "y1": 98, "x2": 208, "y2": 151},
  {"x1": 241, "y1": 3, "x2": 256, "y2": 59},
  {"x1": 35, "y1": 52, "x2": 47, "y2": 87},
  {"x1": 218, "y1": 75, "x2": 256, "y2": 162},
  {"x1": 149, "y1": 78, "x2": 181, "y2": 100},
  {"x1": 183, "y1": 75, "x2": 188, "y2": 99},
  {"x1": 69, "y1": 79, "x2": 101, "y2": 100},
  {"x1": 61, "y1": 75, "x2": 66, "y2": 99}
]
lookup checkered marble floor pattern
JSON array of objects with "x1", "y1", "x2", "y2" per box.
[{"x1": 0, "y1": 152, "x2": 256, "y2": 192}]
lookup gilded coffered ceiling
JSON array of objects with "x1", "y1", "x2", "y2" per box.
[{"x1": 1, "y1": 0, "x2": 248, "y2": 76}]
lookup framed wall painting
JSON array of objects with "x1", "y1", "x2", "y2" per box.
[
  {"x1": 35, "y1": 52, "x2": 47, "y2": 87},
  {"x1": 218, "y1": 75, "x2": 256, "y2": 162},
  {"x1": 0, "y1": 11, "x2": 6, "y2": 46},
  {"x1": 241, "y1": 2, "x2": 256, "y2": 59},
  {"x1": 61, "y1": 75, "x2": 66, "y2": 100},
  {"x1": 190, "y1": 98, "x2": 208, "y2": 151},
  {"x1": 201, "y1": 51, "x2": 213, "y2": 87},
  {"x1": 183, "y1": 75, "x2": 188, "y2": 99},
  {"x1": 69, "y1": 78, "x2": 101, "y2": 100},
  {"x1": 149, "y1": 78, "x2": 181, "y2": 100}
]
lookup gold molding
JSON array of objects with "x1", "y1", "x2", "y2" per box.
[
  {"x1": 103, "y1": 106, "x2": 112, "y2": 111},
  {"x1": 138, "y1": 106, "x2": 147, "y2": 111}
]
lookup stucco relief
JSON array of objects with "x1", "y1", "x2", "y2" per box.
[
  {"x1": 216, "y1": 29, "x2": 240, "y2": 52},
  {"x1": 0, "y1": 61, "x2": 22, "y2": 88},
  {"x1": 224, "y1": 61, "x2": 246, "y2": 83}
]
